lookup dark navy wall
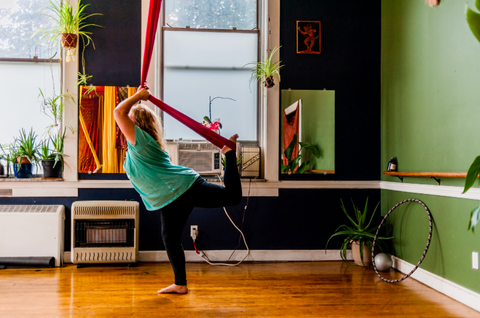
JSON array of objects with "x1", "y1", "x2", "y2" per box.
[
  {"x1": 280, "y1": 0, "x2": 381, "y2": 181},
  {"x1": 0, "y1": 0, "x2": 382, "y2": 254},
  {"x1": 0, "y1": 188, "x2": 380, "y2": 252}
]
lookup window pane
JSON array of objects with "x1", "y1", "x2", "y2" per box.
[
  {"x1": 0, "y1": 61, "x2": 60, "y2": 174},
  {"x1": 163, "y1": 30, "x2": 258, "y2": 141},
  {"x1": 0, "y1": 0, "x2": 60, "y2": 59},
  {"x1": 164, "y1": 68, "x2": 257, "y2": 141},
  {"x1": 165, "y1": 0, "x2": 257, "y2": 30}
]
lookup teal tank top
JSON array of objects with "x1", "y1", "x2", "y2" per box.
[{"x1": 124, "y1": 125, "x2": 199, "y2": 211}]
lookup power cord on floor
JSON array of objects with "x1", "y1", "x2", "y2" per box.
[{"x1": 193, "y1": 176, "x2": 251, "y2": 266}]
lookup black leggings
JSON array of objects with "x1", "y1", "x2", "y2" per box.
[{"x1": 160, "y1": 151, "x2": 242, "y2": 285}]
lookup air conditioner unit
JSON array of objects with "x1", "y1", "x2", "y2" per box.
[
  {"x1": 0, "y1": 205, "x2": 65, "y2": 266},
  {"x1": 170, "y1": 141, "x2": 222, "y2": 175},
  {"x1": 71, "y1": 201, "x2": 139, "y2": 265}
]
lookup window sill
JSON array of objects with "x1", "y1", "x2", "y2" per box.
[{"x1": 0, "y1": 177, "x2": 64, "y2": 182}]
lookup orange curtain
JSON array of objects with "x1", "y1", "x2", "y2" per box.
[{"x1": 102, "y1": 87, "x2": 119, "y2": 173}]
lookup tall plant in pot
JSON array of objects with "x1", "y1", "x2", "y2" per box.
[
  {"x1": 14, "y1": 128, "x2": 40, "y2": 178},
  {"x1": 325, "y1": 198, "x2": 393, "y2": 266}
]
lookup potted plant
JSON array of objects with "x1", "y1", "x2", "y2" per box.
[
  {"x1": 325, "y1": 198, "x2": 393, "y2": 266},
  {"x1": 0, "y1": 144, "x2": 16, "y2": 178},
  {"x1": 13, "y1": 128, "x2": 40, "y2": 178},
  {"x1": 48, "y1": 129, "x2": 67, "y2": 178},
  {"x1": 32, "y1": 0, "x2": 102, "y2": 62},
  {"x1": 247, "y1": 46, "x2": 284, "y2": 89},
  {"x1": 39, "y1": 139, "x2": 62, "y2": 178},
  {"x1": 282, "y1": 134, "x2": 320, "y2": 174}
]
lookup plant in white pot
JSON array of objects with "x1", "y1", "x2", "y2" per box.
[{"x1": 325, "y1": 198, "x2": 393, "y2": 266}]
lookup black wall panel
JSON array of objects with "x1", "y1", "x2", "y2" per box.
[
  {"x1": 82, "y1": 0, "x2": 141, "y2": 87},
  {"x1": 279, "y1": 0, "x2": 381, "y2": 181}
]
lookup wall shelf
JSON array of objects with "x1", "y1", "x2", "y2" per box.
[{"x1": 383, "y1": 171, "x2": 467, "y2": 185}]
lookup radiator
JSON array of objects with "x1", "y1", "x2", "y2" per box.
[
  {"x1": 71, "y1": 201, "x2": 139, "y2": 264},
  {"x1": 0, "y1": 205, "x2": 65, "y2": 266}
]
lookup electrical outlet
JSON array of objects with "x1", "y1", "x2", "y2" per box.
[
  {"x1": 190, "y1": 225, "x2": 198, "y2": 239},
  {"x1": 473, "y1": 252, "x2": 479, "y2": 270}
]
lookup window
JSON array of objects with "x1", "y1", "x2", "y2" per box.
[
  {"x1": 0, "y1": 0, "x2": 60, "y2": 175},
  {"x1": 162, "y1": 0, "x2": 259, "y2": 141}
]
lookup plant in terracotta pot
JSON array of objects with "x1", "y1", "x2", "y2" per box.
[
  {"x1": 325, "y1": 198, "x2": 393, "y2": 266},
  {"x1": 246, "y1": 46, "x2": 284, "y2": 89},
  {"x1": 32, "y1": 0, "x2": 102, "y2": 62},
  {"x1": 13, "y1": 128, "x2": 40, "y2": 178}
]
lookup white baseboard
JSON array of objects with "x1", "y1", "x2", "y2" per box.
[
  {"x1": 392, "y1": 256, "x2": 480, "y2": 312},
  {"x1": 63, "y1": 249, "x2": 351, "y2": 264}
]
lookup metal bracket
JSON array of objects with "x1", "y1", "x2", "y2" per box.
[
  {"x1": 396, "y1": 176, "x2": 404, "y2": 183},
  {"x1": 431, "y1": 177, "x2": 441, "y2": 185}
]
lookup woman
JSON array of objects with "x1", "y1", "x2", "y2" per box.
[{"x1": 114, "y1": 87, "x2": 242, "y2": 294}]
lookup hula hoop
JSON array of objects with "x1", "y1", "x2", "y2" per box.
[{"x1": 372, "y1": 199, "x2": 433, "y2": 283}]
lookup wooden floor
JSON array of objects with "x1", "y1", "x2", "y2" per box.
[{"x1": 0, "y1": 261, "x2": 478, "y2": 317}]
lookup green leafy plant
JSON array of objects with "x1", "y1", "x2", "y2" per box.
[
  {"x1": 246, "y1": 46, "x2": 284, "y2": 88},
  {"x1": 463, "y1": 2, "x2": 480, "y2": 234},
  {"x1": 15, "y1": 128, "x2": 40, "y2": 165},
  {"x1": 32, "y1": 0, "x2": 102, "y2": 47},
  {"x1": 221, "y1": 155, "x2": 242, "y2": 169},
  {"x1": 462, "y1": 157, "x2": 480, "y2": 232},
  {"x1": 0, "y1": 143, "x2": 16, "y2": 177},
  {"x1": 325, "y1": 198, "x2": 393, "y2": 266},
  {"x1": 39, "y1": 140, "x2": 55, "y2": 161},
  {"x1": 281, "y1": 134, "x2": 320, "y2": 174},
  {"x1": 50, "y1": 129, "x2": 67, "y2": 169},
  {"x1": 38, "y1": 88, "x2": 75, "y2": 135}
]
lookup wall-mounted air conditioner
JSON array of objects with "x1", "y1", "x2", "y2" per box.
[
  {"x1": 168, "y1": 141, "x2": 222, "y2": 175},
  {"x1": 71, "y1": 201, "x2": 139, "y2": 265}
]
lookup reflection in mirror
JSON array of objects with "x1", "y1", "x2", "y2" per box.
[
  {"x1": 78, "y1": 86, "x2": 136, "y2": 174},
  {"x1": 281, "y1": 89, "x2": 335, "y2": 175}
]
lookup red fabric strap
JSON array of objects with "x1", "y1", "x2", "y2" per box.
[{"x1": 141, "y1": 0, "x2": 235, "y2": 151}]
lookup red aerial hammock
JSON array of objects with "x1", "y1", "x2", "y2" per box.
[{"x1": 141, "y1": 0, "x2": 236, "y2": 151}]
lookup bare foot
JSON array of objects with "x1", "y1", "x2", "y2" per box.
[
  {"x1": 221, "y1": 134, "x2": 238, "y2": 155},
  {"x1": 157, "y1": 284, "x2": 188, "y2": 294}
]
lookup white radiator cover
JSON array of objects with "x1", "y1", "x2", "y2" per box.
[
  {"x1": 71, "y1": 201, "x2": 139, "y2": 264},
  {"x1": 0, "y1": 205, "x2": 65, "y2": 266}
]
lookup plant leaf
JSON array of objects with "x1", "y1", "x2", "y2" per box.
[
  {"x1": 284, "y1": 134, "x2": 297, "y2": 162},
  {"x1": 463, "y1": 156, "x2": 480, "y2": 193},
  {"x1": 299, "y1": 141, "x2": 321, "y2": 158},
  {"x1": 340, "y1": 199, "x2": 359, "y2": 228},
  {"x1": 466, "y1": 4, "x2": 480, "y2": 44},
  {"x1": 468, "y1": 204, "x2": 480, "y2": 233}
]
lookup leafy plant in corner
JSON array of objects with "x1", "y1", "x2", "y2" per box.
[
  {"x1": 281, "y1": 134, "x2": 320, "y2": 174},
  {"x1": 462, "y1": 2, "x2": 480, "y2": 234},
  {"x1": 325, "y1": 198, "x2": 393, "y2": 266}
]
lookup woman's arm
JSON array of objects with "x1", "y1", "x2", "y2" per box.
[{"x1": 113, "y1": 88, "x2": 150, "y2": 145}]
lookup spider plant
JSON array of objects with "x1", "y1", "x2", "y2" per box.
[
  {"x1": 32, "y1": 0, "x2": 102, "y2": 48},
  {"x1": 39, "y1": 140, "x2": 55, "y2": 161},
  {"x1": 38, "y1": 88, "x2": 75, "y2": 135},
  {"x1": 0, "y1": 143, "x2": 16, "y2": 177},
  {"x1": 246, "y1": 46, "x2": 284, "y2": 89},
  {"x1": 325, "y1": 198, "x2": 393, "y2": 266}
]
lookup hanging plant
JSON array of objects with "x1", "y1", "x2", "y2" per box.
[
  {"x1": 32, "y1": 0, "x2": 102, "y2": 62},
  {"x1": 245, "y1": 46, "x2": 284, "y2": 90}
]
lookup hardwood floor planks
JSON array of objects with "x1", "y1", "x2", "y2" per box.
[{"x1": 0, "y1": 261, "x2": 478, "y2": 317}]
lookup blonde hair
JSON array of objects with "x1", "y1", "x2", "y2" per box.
[{"x1": 131, "y1": 104, "x2": 167, "y2": 151}]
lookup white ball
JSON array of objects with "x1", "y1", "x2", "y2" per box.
[{"x1": 374, "y1": 253, "x2": 392, "y2": 272}]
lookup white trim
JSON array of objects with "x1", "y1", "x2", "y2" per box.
[
  {"x1": 392, "y1": 256, "x2": 480, "y2": 312},
  {"x1": 380, "y1": 181, "x2": 480, "y2": 201},
  {"x1": 64, "y1": 249, "x2": 352, "y2": 264},
  {"x1": 0, "y1": 180, "x2": 380, "y2": 197}
]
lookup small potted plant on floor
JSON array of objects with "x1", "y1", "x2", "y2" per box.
[
  {"x1": 14, "y1": 128, "x2": 40, "y2": 178},
  {"x1": 247, "y1": 46, "x2": 284, "y2": 89},
  {"x1": 325, "y1": 198, "x2": 393, "y2": 267}
]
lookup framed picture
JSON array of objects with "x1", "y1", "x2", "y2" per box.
[{"x1": 296, "y1": 21, "x2": 321, "y2": 54}]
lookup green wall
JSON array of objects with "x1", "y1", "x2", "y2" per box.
[
  {"x1": 382, "y1": 191, "x2": 480, "y2": 293},
  {"x1": 382, "y1": 0, "x2": 480, "y2": 187},
  {"x1": 382, "y1": 0, "x2": 480, "y2": 293}
]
